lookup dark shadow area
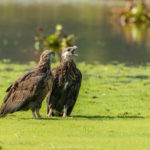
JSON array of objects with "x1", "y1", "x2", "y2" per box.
[
  {"x1": 118, "y1": 80, "x2": 132, "y2": 84},
  {"x1": 0, "y1": 68, "x2": 14, "y2": 72},
  {"x1": 4, "y1": 68, "x2": 14, "y2": 72},
  {"x1": 74, "y1": 115, "x2": 144, "y2": 120},
  {"x1": 7, "y1": 115, "x2": 145, "y2": 120},
  {"x1": 41, "y1": 117, "x2": 61, "y2": 120},
  {"x1": 0, "y1": 146, "x2": 2, "y2": 150},
  {"x1": 18, "y1": 117, "x2": 60, "y2": 120},
  {"x1": 127, "y1": 75, "x2": 150, "y2": 79},
  {"x1": 96, "y1": 75, "x2": 150, "y2": 86},
  {"x1": 0, "y1": 75, "x2": 8, "y2": 79},
  {"x1": 84, "y1": 74, "x2": 150, "y2": 84},
  {"x1": 110, "y1": 75, "x2": 150, "y2": 80}
]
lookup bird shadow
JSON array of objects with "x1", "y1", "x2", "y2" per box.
[
  {"x1": 110, "y1": 75, "x2": 150, "y2": 80},
  {"x1": 19, "y1": 117, "x2": 60, "y2": 120},
  {"x1": 73, "y1": 115, "x2": 144, "y2": 120},
  {"x1": 17, "y1": 115, "x2": 144, "y2": 121}
]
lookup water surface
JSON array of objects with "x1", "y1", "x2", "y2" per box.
[{"x1": 0, "y1": 0, "x2": 150, "y2": 65}]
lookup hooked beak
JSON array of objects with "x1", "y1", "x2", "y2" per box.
[{"x1": 71, "y1": 46, "x2": 78, "y2": 56}]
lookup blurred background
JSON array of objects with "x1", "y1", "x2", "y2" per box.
[{"x1": 0, "y1": 0, "x2": 150, "y2": 65}]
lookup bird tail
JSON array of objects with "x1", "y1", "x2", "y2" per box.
[
  {"x1": 0, "y1": 109, "x2": 5, "y2": 118},
  {"x1": 0, "y1": 114, "x2": 4, "y2": 118},
  {"x1": 0, "y1": 103, "x2": 7, "y2": 118},
  {"x1": 0, "y1": 110, "x2": 4, "y2": 118}
]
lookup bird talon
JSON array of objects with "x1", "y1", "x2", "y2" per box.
[
  {"x1": 32, "y1": 116, "x2": 36, "y2": 119},
  {"x1": 37, "y1": 117, "x2": 42, "y2": 120},
  {"x1": 47, "y1": 114, "x2": 53, "y2": 117}
]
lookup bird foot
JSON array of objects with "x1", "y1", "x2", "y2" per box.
[
  {"x1": 47, "y1": 114, "x2": 53, "y2": 117},
  {"x1": 32, "y1": 116, "x2": 36, "y2": 119},
  {"x1": 37, "y1": 117, "x2": 42, "y2": 120},
  {"x1": 37, "y1": 115, "x2": 42, "y2": 119}
]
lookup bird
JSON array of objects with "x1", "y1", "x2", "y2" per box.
[
  {"x1": 0, "y1": 50, "x2": 54, "y2": 119},
  {"x1": 47, "y1": 46, "x2": 82, "y2": 117}
]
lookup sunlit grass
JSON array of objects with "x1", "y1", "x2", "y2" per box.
[{"x1": 1, "y1": 61, "x2": 150, "y2": 149}]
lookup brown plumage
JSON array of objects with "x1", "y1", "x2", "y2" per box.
[
  {"x1": 47, "y1": 46, "x2": 82, "y2": 117},
  {"x1": 0, "y1": 50, "x2": 54, "y2": 119}
]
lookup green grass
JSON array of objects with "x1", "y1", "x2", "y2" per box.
[{"x1": 1, "y1": 61, "x2": 150, "y2": 149}]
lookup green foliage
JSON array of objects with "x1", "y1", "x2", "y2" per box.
[
  {"x1": 1, "y1": 62, "x2": 150, "y2": 149},
  {"x1": 34, "y1": 24, "x2": 76, "y2": 57},
  {"x1": 120, "y1": 2, "x2": 150, "y2": 25},
  {"x1": 114, "y1": 2, "x2": 150, "y2": 45}
]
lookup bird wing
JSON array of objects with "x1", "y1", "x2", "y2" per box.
[
  {"x1": 1, "y1": 70, "x2": 47, "y2": 114},
  {"x1": 64, "y1": 69, "x2": 82, "y2": 116},
  {"x1": 6, "y1": 71, "x2": 33, "y2": 92},
  {"x1": 46, "y1": 67, "x2": 60, "y2": 113},
  {"x1": 4, "y1": 71, "x2": 34, "y2": 102}
]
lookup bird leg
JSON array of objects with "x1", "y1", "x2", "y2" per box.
[
  {"x1": 47, "y1": 105, "x2": 53, "y2": 117},
  {"x1": 32, "y1": 110, "x2": 36, "y2": 119},
  {"x1": 36, "y1": 108, "x2": 42, "y2": 119},
  {"x1": 63, "y1": 105, "x2": 68, "y2": 118}
]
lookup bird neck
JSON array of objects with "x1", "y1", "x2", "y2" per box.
[
  {"x1": 60, "y1": 59, "x2": 77, "y2": 73},
  {"x1": 61, "y1": 58, "x2": 75, "y2": 65},
  {"x1": 57, "y1": 59, "x2": 78, "y2": 86},
  {"x1": 35, "y1": 60, "x2": 50, "y2": 72}
]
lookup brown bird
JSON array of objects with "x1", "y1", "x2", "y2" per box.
[
  {"x1": 47, "y1": 46, "x2": 82, "y2": 117},
  {"x1": 0, "y1": 50, "x2": 54, "y2": 119}
]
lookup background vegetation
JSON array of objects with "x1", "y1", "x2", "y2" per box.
[
  {"x1": 2, "y1": 0, "x2": 150, "y2": 64},
  {"x1": 34, "y1": 24, "x2": 76, "y2": 60}
]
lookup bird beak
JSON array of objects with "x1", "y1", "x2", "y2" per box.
[{"x1": 71, "y1": 46, "x2": 78, "y2": 56}]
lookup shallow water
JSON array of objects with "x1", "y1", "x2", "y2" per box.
[{"x1": 0, "y1": 0, "x2": 150, "y2": 65}]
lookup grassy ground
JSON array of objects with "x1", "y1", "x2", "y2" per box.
[{"x1": 1, "y1": 61, "x2": 150, "y2": 149}]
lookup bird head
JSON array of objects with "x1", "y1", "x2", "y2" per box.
[
  {"x1": 62, "y1": 46, "x2": 78, "y2": 60},
  {"x1": 40, "y1": 50, "x2": 55, "y2": 63}
]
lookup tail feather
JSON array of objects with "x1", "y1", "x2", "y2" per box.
[
  {"x1": 0, "y1": 105, "x2": 5, "y2": 118},
  {"x1": 0, "y1": 106, "x2": 5, "y2": 118},
  {"x1": 0, "y1": 102, "x2": 9, "y2": 118},
  {"x1": 0, "y1": 113, "x2": 4, "y2": 118}
]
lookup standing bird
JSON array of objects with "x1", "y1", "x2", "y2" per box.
[
  {"x1": 0, "y1": 50, "x2": 54, "y2": 119},
  {"x1": 47, "y1": 46, "x2": 82, "y2": 117}
]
